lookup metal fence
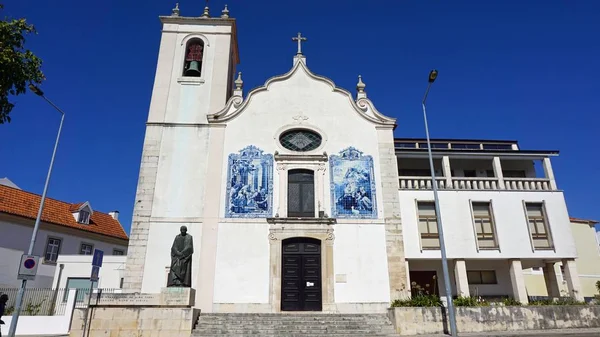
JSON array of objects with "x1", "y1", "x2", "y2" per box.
[{"x1": 0, "y1": 288, "x2": 120, "y2": 316}]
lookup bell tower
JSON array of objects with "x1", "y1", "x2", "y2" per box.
[
  {"x1": 123, "y1": 3, "x2": 239, "y2": 295},
  {"x1": 147, "y1": 3, "x2": 239, "y2": 124}
]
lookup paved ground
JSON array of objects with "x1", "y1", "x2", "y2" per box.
[{"x1": 410, "y1": 328, "x2": 600, "y2": 336}]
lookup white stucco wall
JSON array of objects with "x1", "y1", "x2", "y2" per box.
[
  {"x1": 333, "y1": 223, "x2": 390, "y2": 303},
  {"x1": 0, "y1": 218, "x2": 127, "y2": 288},
  {"x1": 212, "y1": 222, "x2": 270, "y2": 303},
  {"x1": 52, "y1": 255, "x2": 126, "y2": 289},
  {"x1": 399, "y1": 190, "x2": 576, "y2": 259}
]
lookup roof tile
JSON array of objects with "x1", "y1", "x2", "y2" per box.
[{"x1": 0, "y1": 184, "x2": 128, "y2": 241}]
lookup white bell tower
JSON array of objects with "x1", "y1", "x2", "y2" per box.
[
  {"x1": 123, "y1": 3, "x2": 239, "y2": 296},
  {"x1": 147, "y1": 3, "x2": 239, "y2": 124}
]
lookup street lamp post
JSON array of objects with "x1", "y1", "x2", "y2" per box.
[
  {"x1": 421, "y1": 70, "x2": 458, "y2": 337},
  {"x1": 7, "y1": 85, "x2": 65, "y2": 337}
]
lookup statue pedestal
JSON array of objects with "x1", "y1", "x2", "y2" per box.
[{"x1": 69, "y1": 288, "x2": 199, "y2": 337}]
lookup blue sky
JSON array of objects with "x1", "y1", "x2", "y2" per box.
[{"x1": 2, "y1": 0, "x2": 599, "y2": 234}]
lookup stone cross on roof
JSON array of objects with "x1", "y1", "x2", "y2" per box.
[{"x1": 292, "y1": 32, "x2": 307, "y2": 55}]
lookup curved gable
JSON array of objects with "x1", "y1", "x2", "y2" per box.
[{"x1": 208, "y1": 57, "x2": 396, "y2": 128}]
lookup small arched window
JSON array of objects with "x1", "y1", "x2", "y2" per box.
[{"x1": 183, "y1": 38, "x2": 204, "y2": 77}]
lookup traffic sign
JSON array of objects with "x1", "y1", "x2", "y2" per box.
[
  {"x1": 17, "y1": 255, "x2": 40, "y2": 281},
  {"x1": 90, "y1": 265, "x2": 100, "y2": 282},
  {"x1": 92, "y1": 249, "x2": 104, "y2": 267}
]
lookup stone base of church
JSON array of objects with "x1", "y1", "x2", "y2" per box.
[
  {"x1": 212, "y1": 302, "x2": 389, "y2": 314},
  {"x1": 69, "y1": 287, "x2": 198, "y2": 337}
]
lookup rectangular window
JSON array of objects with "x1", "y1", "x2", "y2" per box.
[
  {"x1": 451, "y1": 143, "x2": 481, "y2": 150},
  {"x1": 471, "y1": 202, "x2": 498, "y2": 249},
  {"x1": 417, "y1": 201, "x2": 440, "y2": 249},
  {"x1": 64, "y1": 277, "x2": 97, "y2": 302},
  {"x1": 78, "y1": 210, "x2": 90, "y2": 224},
  {"x1": 80, "y1": 243, "x2": 94, "y2": 255},
  {"x1": 113, "y1": 249, "x2": 124, "y2": 256},
  {"x1": 482, "y1": 144, "x2": 513, "y2": 150},
  {"x1": 397, "y1": 142, "x2": 416, "y2": 148},
  {"x1": 45, "y1": 237, "x2": 62, "y2": 262},
  {"x1": 467, "y1": 270, "x2": 497, "y2": 284},
  {"x1": 525, "y1": 202, "x2": 552, "y2": 249},
  {"x1": 463, "y1": 170, "x2": 477, "y2": 177}
]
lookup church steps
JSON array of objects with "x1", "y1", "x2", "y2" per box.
[{"x1": 192, "y1": 313, "x2": 398, "y2": 336}]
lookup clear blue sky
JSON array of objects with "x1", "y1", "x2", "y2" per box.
[{"x1": 2, "y1": 0, "x2": 599, "y2": 234}]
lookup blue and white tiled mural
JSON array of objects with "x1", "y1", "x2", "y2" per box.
[
  {"x1": 330, "y1": 147, "x2": 377, "y2": 219},
  {"x1": 225, "y1": 145, "x2": 273, "y2": 218}
]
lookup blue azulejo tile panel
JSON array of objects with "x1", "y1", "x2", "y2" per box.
[
  {"x1": 225, "y1": 145, "x2": 273, "y2": 218},
  {"x1": 330, "y1": 147, "x2": 378, "y2": 219}
]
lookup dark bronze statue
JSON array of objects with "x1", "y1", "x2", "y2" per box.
[{"x1": 167, "y1": 226, "x2": 194, "y2": 287}]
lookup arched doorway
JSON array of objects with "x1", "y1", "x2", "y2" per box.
[{"x1": 281, "y1": 237, "x2": 322, "y2": 311}]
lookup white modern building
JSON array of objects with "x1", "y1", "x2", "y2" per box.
[
  {"x1": 0, "y1": 181, "x2": 129, "y2": 288},
  {"x1": 120, "y1": 5, "x2": 584, "y2": 314},
  {"x1": 396, "y1": 138, "x2": 581, "y2": 303}
]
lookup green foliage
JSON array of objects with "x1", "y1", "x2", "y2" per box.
[
  {"x1": 501, "y1": 297, "x2": 522, "y2": 306},
  {"x1": 529, "y1": 298, "x2": 587, "y2": 306},
  {"x1": 391, "y1": 294, "x2": 442, "y2": 307},
  {"x1": 23, "y1": 299, "x2": 45, "y2": 316},
  {"x1": 4, "y1": 305, "x2": 14, "y2": 315},
  {"x1": 596, "y1": 280, "x2": 600, "y2": 293},
  {"x1": 0, "y1": 3, "x2": 45, "y2": 124},
  {"x1": 453, "y1": 296, "x2": 489, "y2": 307}
]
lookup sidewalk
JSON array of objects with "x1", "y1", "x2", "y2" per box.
[{"x1": 409, "y1": 328, "x2": 600, "y2": 336}]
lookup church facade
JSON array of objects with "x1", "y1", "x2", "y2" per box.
[{"x1": 123, "y1": 6, "x2": 583, "y2": 313}]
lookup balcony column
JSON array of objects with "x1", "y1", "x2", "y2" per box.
[
  {"x1": 542, "y1": 157, "x2": 558, "y2": 190},
  {"x1": 562, "y1": 259, "x2": 584, "y2": 301},
  {"x1": 441, "y1": 156, "x2": 452, "y2": 188},
  {"x1": 543, "y1": 262, "x2": 561, "y2": 298},
  {"x1": 454, "y1": 259, "x2": 470, "y2": 297},
  {"x1": 492, "y1": 157, "x2": 505, "y2": 189},
  {"x1": 508, "y1": 259, "x2": 529, "y2": 304}
]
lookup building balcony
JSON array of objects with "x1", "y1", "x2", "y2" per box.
[{"x1": 398, "y1": 176, "x2": 554, "y2": 191}]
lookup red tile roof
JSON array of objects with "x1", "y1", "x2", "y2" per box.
[
  {"x1": 0, "y1": 184, "x2": 128, "y2": 241},
  {"x1": 570, "y1": 217, "x2": 600, "y2": 225}
]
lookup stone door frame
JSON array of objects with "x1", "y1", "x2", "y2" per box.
[{"x1": 268, "y1": 222, "x2": 335, "y2": 312}]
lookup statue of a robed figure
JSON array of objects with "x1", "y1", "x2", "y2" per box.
[{"x1": 167, "y1": 226, "x2": 194, "y2": 287}]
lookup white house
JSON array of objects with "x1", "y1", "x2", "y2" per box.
[
  {"x1": 118, "y1": 5, "x2": 584, "y2": 314},
  {"x1": 396, "y1": 139, "x2": 581, "y2": 303},
  {"x1": 0, "y1": 181, "x2": 129, "y2": 288}
]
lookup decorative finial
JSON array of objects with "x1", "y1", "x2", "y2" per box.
[
  {"x1": 221, "y1": 4, "x2": 230, "y2": 18},
  {"x1": 234, "y1": 72, "x2": 243, "y2": 89},
  {"x1": 172, "y1": 3, "x2": 180, "y2": 16},
  {"x1": 201, "y1": 0, "x2": 210, "y2": 18},
  {"x1": 292, "y1": 32, "x2": 307, "y2": 55},
  {"x1": 356, "y1": 75, "x2": 367, "y2": 99},
  {"x1": 234, "y1": 72, "x2": 244, "y2": 96}
]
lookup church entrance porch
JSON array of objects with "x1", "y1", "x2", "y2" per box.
[{"x1": 281, "y1": 237, "x2": 323, "y2": 311}]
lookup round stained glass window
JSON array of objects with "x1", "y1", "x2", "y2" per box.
[{"x1": 279, "y1": 129, "x2": 322, "y2": 152}]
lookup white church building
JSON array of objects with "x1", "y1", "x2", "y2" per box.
[{"x1": 122, "y1": 5, "x2": 583, "y2": 313}]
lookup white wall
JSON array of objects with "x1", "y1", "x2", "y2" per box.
[
  {"x1": 213, "y1": 222, "x2": 270, "y2": 303},
  {"x1": 0, "y1": 219, "x2": 127, "y2": 288},
  {"x1": 333, "y1": 223, "x2": 390, "y2": 303},
  {"x1": 1, "y1": 289, "x2": 77, "y2": 336},
  {"x1": 399, "y1": 190, "x2": 577, "y2": 260},
  {"x1": 52, "y1": 255, "x2": 126, "y2": 289}
]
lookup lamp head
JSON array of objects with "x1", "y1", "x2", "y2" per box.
[
  {"x1": 428, "y1": 69, "x2": 438, "y2": 83},
  {"x1": 29, "y1": 84, "x2": 44, "y2": 96}
]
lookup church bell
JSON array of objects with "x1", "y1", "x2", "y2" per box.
[{"x1": 185, "y1": 61, "x2": 201, "y2": 76}]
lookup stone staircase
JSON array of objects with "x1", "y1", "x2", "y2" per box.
[{"x1": 192, "y1": 313, "x2": 398, "y2": 337}]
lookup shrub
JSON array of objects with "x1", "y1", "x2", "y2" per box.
[
  {"x1": 529, "y1": 298, "x2": 586, "y2": 306},
  {"x1": 453, "y1": 296, "x2": 489, "y2": 307},
  {"x1": 391, "y1": 294, "x2": 442, "y2": 307},
  {"x1": 501, "y1": 297, "x2": 522, "y2": 306}
]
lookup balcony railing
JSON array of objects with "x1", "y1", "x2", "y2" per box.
[{"x1": 398, "y1": 176, "x2": 555, "y2": 191}]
